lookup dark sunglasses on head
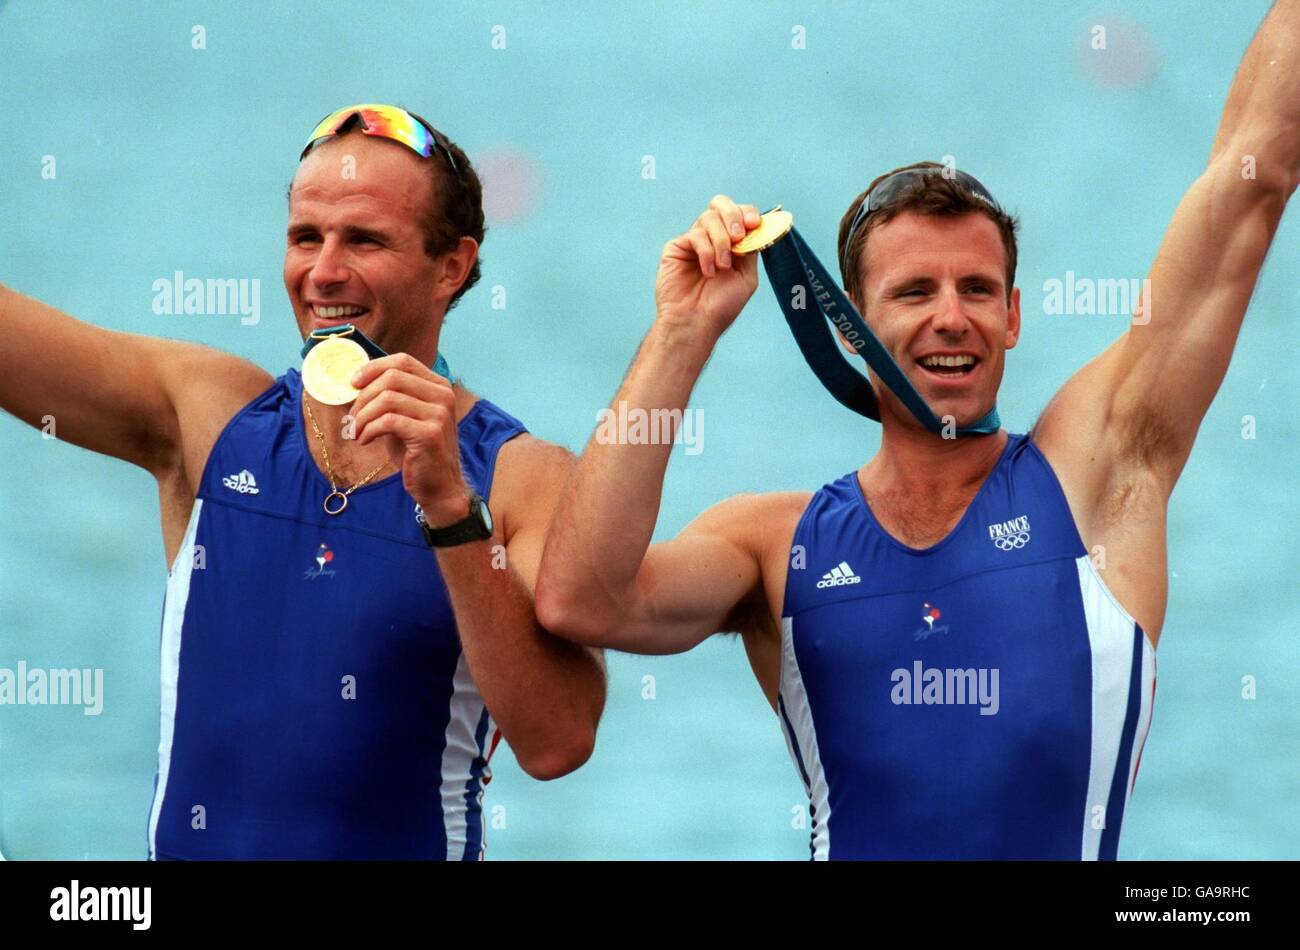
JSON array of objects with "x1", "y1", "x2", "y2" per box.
[{"x1": 843, "y1": 165, "x2": 998, "y2": 265}]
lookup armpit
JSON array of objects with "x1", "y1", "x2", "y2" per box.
[
  {"x1": 1113, "y1": 399, "x2": 1189, "y2": 484},
  {"x1": 720, "y1": 587, "x2": 774, "y2": 640}
]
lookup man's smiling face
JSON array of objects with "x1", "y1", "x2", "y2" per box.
[
  {"x1": 284, "y1": 130, "x2": 449, "y2": 356},
  {"x1": 856, "y1": 209, "x2": 1021, "y2": 430}
]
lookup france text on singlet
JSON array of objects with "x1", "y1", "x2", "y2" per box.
[{"x1": 778, "y1": 434, "x2": 1157, "y2": 860}]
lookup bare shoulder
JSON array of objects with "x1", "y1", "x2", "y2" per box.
[
  {"x1": 488, "y1": 431, "x2": 576, "y2": 540},
  {"x1": 702, "y1": 489, "x2": 812, "y2": 569},
  {"x1": 493, "y1": 431, "x2": 576, "y2": 478},
  {"x1": 686, "y1": 491, "x2": 806, "y2": 551},
  {"x1": 160, "y1": 342, "x2": 274, "y2": 484},
  {"x1": 160, "y1": 340, "x2": 275, "y2": 417},
  {"x1": 683, "y1": 490, "x2": 813, "y2": 580},
  {"x1": 150, "y1": 342, "x2": 274, "y2": 568}
]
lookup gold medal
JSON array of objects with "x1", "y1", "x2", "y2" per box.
[
  {"x1": 302, "y1": 336, "x2": 369, "y2": 405},
  {"x1": 732, "y1": 205, "x2": 794, "y2": 254}
]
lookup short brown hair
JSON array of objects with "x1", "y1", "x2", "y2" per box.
[
  {"x1": 404, "y1": 112, "x2": 485, "y2": 314},
  {"x1": 836, "y1": 161, "x2": 1019, "y2": 308}
]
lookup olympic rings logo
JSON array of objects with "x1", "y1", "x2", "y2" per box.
[{"x1": 992, "y1": 531, "x2": 1030, "y2": 551}]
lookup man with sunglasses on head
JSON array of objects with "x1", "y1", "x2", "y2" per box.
[
  {"x1": 0, "y1": 104, "x2": 605, "y2": 860},
  {"x1": 537, "y1": 1, "x2": 1299, "y2": 859}
]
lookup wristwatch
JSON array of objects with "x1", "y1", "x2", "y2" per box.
[{"x1": 420, "y1": 494, "x2": 493, "y2": 548}]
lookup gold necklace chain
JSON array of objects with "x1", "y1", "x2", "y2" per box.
[{"x1": 303, "y1": 398, "x2": 391, "y2": 515}]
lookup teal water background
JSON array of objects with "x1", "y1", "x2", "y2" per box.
[{"x1": 1, "y1": 1, "x2": 1296, "y2": 859}]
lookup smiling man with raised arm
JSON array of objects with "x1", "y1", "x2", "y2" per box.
[
  {"x1": 1, "y1": 104, "x2": 604, "y2": 860},
  {"x1": 536, "y1": 4, "x2": 1300, "y2": 859}
]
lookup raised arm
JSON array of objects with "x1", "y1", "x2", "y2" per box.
[
  {"x1": 0, "y1": 283, "x2": 270, "y2": 477},
  {"x1": 535, "y1": 197, "x2": 771, "y2": 655},
  {"x1": 1038, "y1": 1, "x2": 1300, "y2": 494}
]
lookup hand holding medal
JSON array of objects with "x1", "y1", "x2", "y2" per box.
[
  {"x1": 348, "y1": 352, "x2": 470, "y2": 526},
  {"x1": 300, "y1": 325, "x2": 469, "y2": 520},
  {"x1": 730, "y1": 205, "x2": 794, "y2": 255},
  {"x1": 654, "y1": 196, "x2": 772, "y2": 341}
]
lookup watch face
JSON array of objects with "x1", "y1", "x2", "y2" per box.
[{"x1": 478, "y1": 499, "x2": 494, "y2": 535}]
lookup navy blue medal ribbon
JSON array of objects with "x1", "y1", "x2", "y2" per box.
[
  {"x1": 300, "y1": 323, "x2": 456, "y2": 383},
  {"x1": 759, "y1": 226, "x2": 1000, "y2": 436}
]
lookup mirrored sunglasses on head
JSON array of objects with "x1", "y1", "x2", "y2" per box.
[{"x1": 300, "y1": 103, "x2": 458, "y2": 175}]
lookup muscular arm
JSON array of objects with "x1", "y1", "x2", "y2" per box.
[
  {"x1": 0, "y1": 282, "x2": 271, "y2": 481},
  {"x1": 1039, "y1": 1, "x2": 1300, "y2": 496},
  {"x1": 0, "y1": 284, "x2": 182, "y2": 472},
  {"x1": 536, "y1": 196, "x2": 776, "y2": 655},
  {"x1": 535, "y1": 323, "x2": 766, "y2": 654},
  {"x1": 433, "y1": 436, "x2": 606, "y2": 781}
]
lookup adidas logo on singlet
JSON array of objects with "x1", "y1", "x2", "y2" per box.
[
  {"x1": 816, "y1": 561, "x2": 862, "y2": 589},
  {"x1": 222, "y1": 469, "x2": 260, "y2": 495}
]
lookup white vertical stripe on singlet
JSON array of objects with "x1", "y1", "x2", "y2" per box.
[
  {"x1": 779, "y1": 617, "x2": 832, "y2": 860},
  {"x1": 1125, "y1": 635, "x2": 1157, "y2": 798},
  {"x1": 466, "y1": 722, "x2": 491, "y2": 861},
  {"x1": 1076, "y1": 555, "x2": 1151, "y2": 860},
  {"x1": 440, "y1": 651, "x2": 486, "y2": 860},
  {"x1": 478, "y1": 712, "x2": 497, "y2": 861},
  {"x1": 147, "y1": 499, "x2": 203, "y2": 860}
]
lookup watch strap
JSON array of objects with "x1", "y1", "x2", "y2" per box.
[{"x1": 420, "y1": 495, "x2": 492, "y2": 547}]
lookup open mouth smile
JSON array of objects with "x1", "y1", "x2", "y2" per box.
[
  {"x1": 916, "y1": 353, "x2": 980, "y2": 380},
  {"x1": 310, "y1": 303, "x2": 371, "y2": 324}
]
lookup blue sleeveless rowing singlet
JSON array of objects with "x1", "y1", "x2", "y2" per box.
[
  {"x1": 148, "y1": 368, "x2": 526, "y2": 860},
  {"x1": 778, "y1": 433, "x2": 1156, "y2": 860}
]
